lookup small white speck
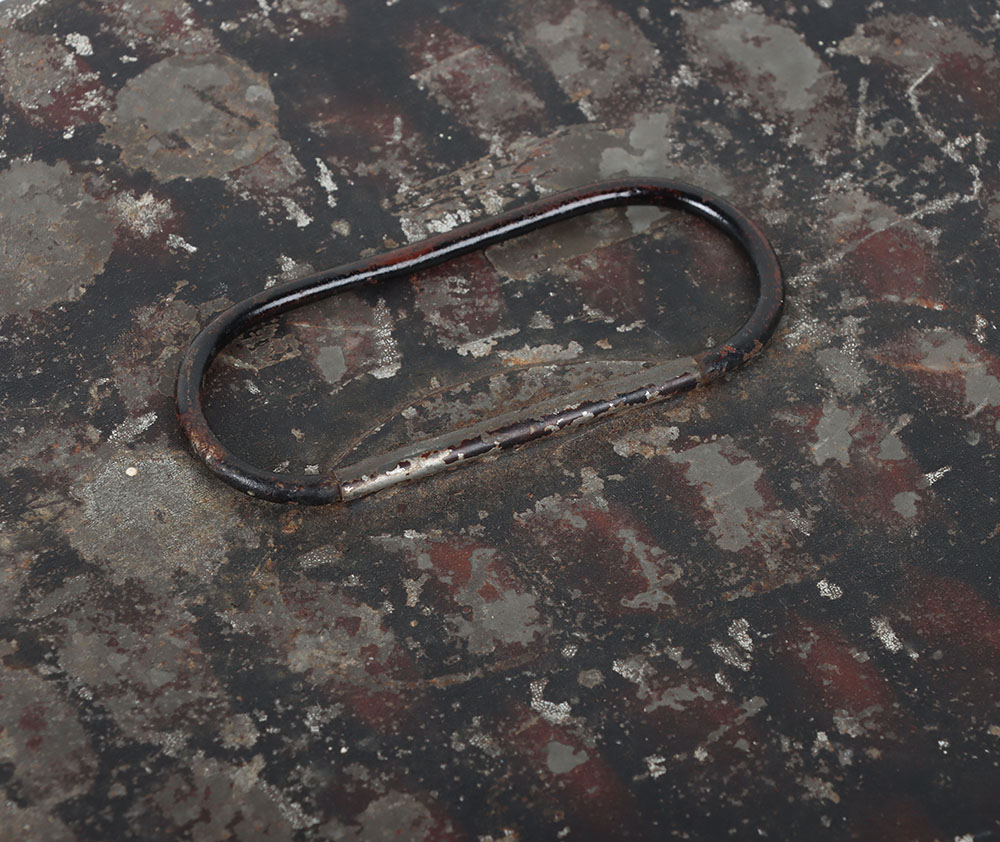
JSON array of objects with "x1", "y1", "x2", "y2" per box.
[
  {"x1": 922, "y1": 465, "x2": 952, "y2": 486},
  {"x1": 109, "y1": 411, "x2": 158, "y2": 445},
  {"x1": 497, "y1": 341, "x2": 583, "y2": 366},
  {"x1": 62, "y1": 126, "x2": 75, "y2": 140},
  {"x1": 644, "y1": 754, "x2": 667, "y2": 779},
  {"x1": 817, "y1": 579, "x2": 843, "y2": 599},
  {"x1": 65, "y1": 33, "x2": 93, "y2": 57},
  {"x1": 314, "y1": 158, "x2": 338, "y2": 208},
  {"x1": 167, "y1": 233, "x2": 198, "y2": 254},
  {"x1": 616, "y1": 320, "x2": 645, "y2": 333},
  {"x1": 125, "y1": 466, "x2": 138, "y2": 477},
  {"x1": 529, "y1": 311, "x2": 554, "y2": 330},
  {"x1": 280, "y1": 197, "x2": 313, "y2": 228},
  {"x1": 369, "y1": 298, "x2": 402, "y2": 379},
  {"x1": 455, "y1": 328, "x2": 519, "y2": 358},
  {"x1": 973, "y1": 314, "x2": 989, "y2": 344},
  {"x1": 871, "y1": 617, "x2": 902, "y2": 653},
  {"x1": 711, "y1": 641, "x2": 751, "y2": 671},
  {"x1": 813, "y1": 731, "x2": 833, "y2": 754},
  {"x1": 693, "y1": 746, "x2": 708, "y2": 762},
  {"x1": 728, "y1": 618, "x2": 753, "y2": 651}
]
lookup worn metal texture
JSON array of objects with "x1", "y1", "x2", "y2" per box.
[
  {"x1": 175, "y1": 177, "x2": 783, "y2": 503},
  {"x1": 0, "y1": 0, "x2": 998, "y2": 839}
]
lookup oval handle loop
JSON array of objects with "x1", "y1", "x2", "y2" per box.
[{"x1": 175, "y1": 178, "x2": 784, "y2": 504}]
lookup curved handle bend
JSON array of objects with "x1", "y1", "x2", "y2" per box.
[{"x1": 175, "y1": 178, "x2": 784, "y2": 504}]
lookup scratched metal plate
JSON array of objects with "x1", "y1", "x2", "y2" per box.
[{"x1": 1, "y1": 0, "x2": 999, "y2": 839}]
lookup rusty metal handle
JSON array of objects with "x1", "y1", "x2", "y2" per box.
[{"x1": 175, "y1": 178, "x2": 784, "y2": 504}]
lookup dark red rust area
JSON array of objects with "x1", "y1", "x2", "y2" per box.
[{"x1": 175, "y1": 179, "x2": 783, "y2": 504}]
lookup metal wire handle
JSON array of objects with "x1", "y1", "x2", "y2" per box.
[{"x1": 175, "y1": 178, "x2": 784, "y2": 504}]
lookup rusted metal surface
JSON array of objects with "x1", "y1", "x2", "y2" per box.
[
  {"x1": 176, "y1": 178, "x2": 783, "y2": 502},
  {"x1": 1, "y1": 0, "x2": 999, "y2": 840}
]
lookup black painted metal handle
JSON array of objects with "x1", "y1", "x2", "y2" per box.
[{"x1": 175, "y1": 178, "x2": 784, "y2": 504}]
